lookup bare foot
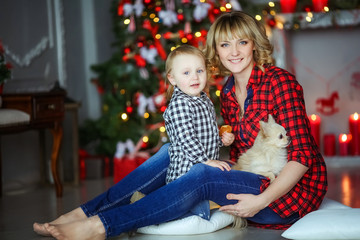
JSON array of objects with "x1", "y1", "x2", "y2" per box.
[
  {"x1": 33, "y1": 222, "x2": 52, "y2": 236},
  {"x1": 46, "y1": 215, "x2": 106, "y2": 240},
  {"x1": 33, "y1": 207, "x2": 87, "y2": 236}
]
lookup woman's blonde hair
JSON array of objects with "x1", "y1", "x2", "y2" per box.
[
  {"x1": 165, "y1": 44, "x2": 208, "y2": 99},
  {"x1": 204, "y1": 11, "x2": 274, "y2": 76}
]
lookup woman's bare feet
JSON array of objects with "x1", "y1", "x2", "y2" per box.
[
  {"x1": 33, "y1": 207, "x2": 87, "y2": 236},
  {"x1": 46, "y1": 215, "x2": 106, "y2": 240}
]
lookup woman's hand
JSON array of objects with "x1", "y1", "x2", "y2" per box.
[
  {"x1": 219, "y1": 193, "x2": 266, "y2": 218},
  {"x1": 204, "y1": 160, "x2": 232, "y2": 171},
  {"x1": 221, "y1": 132, "x2": 235, "y2": 146}
]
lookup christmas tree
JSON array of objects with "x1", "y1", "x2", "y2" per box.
[
  {"x1": 80, "y1": 0, "x2": 232, "y2": 156},
  {"x1": 79, "y1": 0, "x2": 284, "y2": 157}
]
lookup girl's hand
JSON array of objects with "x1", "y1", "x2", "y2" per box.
[
  {"x1": 221, "y1": 132, "x2": 235, "y2": 146},
  {"x1": 219, "y1": 193, "x2": 267, "y2": 218},
  {"x1": 204, "y1": 160, "x2": 231, "y2": 171}
]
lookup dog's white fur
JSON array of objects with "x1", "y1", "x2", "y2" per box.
[{"x1": 231, "y1": 114, "x2": 290, "y2": 228}]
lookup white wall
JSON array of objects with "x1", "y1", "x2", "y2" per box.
[{"x1": 288, "y1": 27, "x2": 360, "y2": 142}]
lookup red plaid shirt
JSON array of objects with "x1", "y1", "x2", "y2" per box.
[{"x1": 220, "y1": 65, "x2": 327, "y2": 229}]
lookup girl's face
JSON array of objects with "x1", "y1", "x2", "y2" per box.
[
  {"x1": 216, "y1": 38, "x2": 255, "y2": 78},
  {"x1": 167, "y1": 54, "x2": 207, "y2": 97}
]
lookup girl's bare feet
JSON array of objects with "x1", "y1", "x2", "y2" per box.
[
  {"x1": 46, "y1": 215, "x2": 106, "y2": 240},
  {"x1": 33, "y1": 207, "x2": 87, "y2": 236}
]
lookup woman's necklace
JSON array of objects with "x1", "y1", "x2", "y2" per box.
[{"x1": 235, "y1": 82, "x2": 245, "y2": 119}]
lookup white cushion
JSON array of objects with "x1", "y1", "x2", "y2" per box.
[
  {"x1": 0, "y1": 109, "x2": 30, "y2": 126},
  {"x1": 282, "y1": 198, "x2": 359, "y2": 239},
  {"x1": 137, "y1": 210, "x2": 234, "y2": 235}
]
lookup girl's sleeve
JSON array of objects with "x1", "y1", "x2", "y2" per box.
[{"x1": 166, "y1": 97, "x2": 209, "y2": 163}]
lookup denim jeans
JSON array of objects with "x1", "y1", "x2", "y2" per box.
[{"x1": 81, "y1": 143, "x2": 298, "y2": 237}]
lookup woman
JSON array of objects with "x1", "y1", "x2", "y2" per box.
[
  {"x1": 33, "y1": 11, "x2": 327, "y2": 240},
  {"x1": 205, "y1": 11, "x2": 327, "y2": 228}
]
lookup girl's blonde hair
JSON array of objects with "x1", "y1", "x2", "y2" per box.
[
  {"x1": 165, "y1": 44, "x2": 208, "y2": 99},
  {"x1": 204, "y1": 11, "x2": 274, "y2": 76}
]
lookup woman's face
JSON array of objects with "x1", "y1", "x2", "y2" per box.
[{"x1": 216, "y1": 38, "x2": 255, "y2": 78}]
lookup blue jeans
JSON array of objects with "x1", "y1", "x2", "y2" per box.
[{"x1": 81, "y1": 143, "x2": 298, "y2": 237}]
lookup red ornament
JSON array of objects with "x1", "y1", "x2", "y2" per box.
[
  {"x1": 186, "y1": 33, "x2": 193, "y2": 41},
  {"x1": 213, "y1": 8, "x2": 220, "y2": 15},
  {"x1": 124, "y1": 47, "x2": 131, "y2": 54},
  {"x1": 126, "y1": 106, "x2": 133, "y2": 114},
  {"x1": 155, "y1": 6, "x2": 161, "y2": 12},
  {"x1": 267, "y1": 18, "x2": 276, "y2": 28},
  {"x1": 160, "y1": 105, "x2": 167, "y2": 112},
  {"x1": 177, "y1": 13, "x2": 184, "y2": 21}
]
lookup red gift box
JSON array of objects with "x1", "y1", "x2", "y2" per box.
[{"x1": 113, "y1": 155, "x2": 147, "y2": 183}]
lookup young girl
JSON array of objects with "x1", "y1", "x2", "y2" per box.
[
  {"x1": 163, "y1": 44, "x2": 231, "y2": 219},
  {"x1": 164, "y1": 44, "x2": 230, "y2": 184}
]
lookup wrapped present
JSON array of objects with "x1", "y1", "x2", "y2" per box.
[
  {"x1": 79, "y1": 149, "x2": 110, "y2": 180},
  {"x1": 113, "y1": 139, "x2": 149, "y2": 183},
  {"x1": 113, "y1": 155, "x2": 147, "y2": 183}
]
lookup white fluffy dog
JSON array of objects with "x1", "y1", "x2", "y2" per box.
[{"x1": 231, "y1": 114, "x2": 290, "y2": 228}]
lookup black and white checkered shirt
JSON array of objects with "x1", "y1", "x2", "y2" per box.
[{"x1": 164, "y1": 87, "x2": 222, "y2": 183}]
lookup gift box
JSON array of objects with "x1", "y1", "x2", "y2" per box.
[
  {"x1": 79, "y1": 149, "x2": 110, "y2": 180},
  {"x1": 113, "y1": 155, "x2": 147, "y2": 183}
]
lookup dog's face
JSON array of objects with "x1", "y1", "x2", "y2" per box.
[{"x1": 259, "y1": 115, "x2": 290, "y2": 148}]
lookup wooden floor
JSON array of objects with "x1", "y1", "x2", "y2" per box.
[{"x1": 0, "y1": 160, "x2": 359, "y2": 240}]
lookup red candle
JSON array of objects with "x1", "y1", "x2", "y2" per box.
[
  {"x1": 280, "y1": 0, "x2": 297, "y2": 13},
  {"x1": 312, "y1": 0, "x2": 328, "y2": 12},
  {"x1": 308, "y1": 114, "x2": 321, "y2": 147},
  {"x1": 323, "y1": 134, "x2": 336, "y2": 156},
  {"x1": 349, "y1": 112, "x2": 360, "y2": 155},
  {"x1": 339, "y1": 134, "x2": 350, "y2": 156}
]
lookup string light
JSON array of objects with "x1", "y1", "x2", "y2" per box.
[
  {"x1": 255, "y1": 15, "x2": 262, "y2": 21},
  {"x1": 144, "y1": 112, "x2": 150, "y2": 119},
  {"x1": 181, "y1": 38, "x2": 188, "y2": 43},
  {"x1": 225, "y1": 3, "x2": 232, "y2": 9},
  {"x1": 159, "y1": 126, "x2": 166, "y2": 132},
  {"x1": 124, "y1": 19, "x2": 130, "y2": 25},
  {"x1": 143, "y1": 136, "x2": 149, "y2": 143},
  {"x1": 120, "y1": 89, "x2": 126, "y2": 95},
  {"x1": 268, "y1": 2, "x2": 275, "y2": 7},
  {"x1": 121, "y1": 113, "x2": 128, "y2": 121},
  {"x1": 195, "y1": 32, "x2": 201, "y2": 37},
  {"x1": 215, "y1": 90, "x2": 221, "y2": 97}
]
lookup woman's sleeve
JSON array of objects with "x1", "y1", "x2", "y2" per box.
[{"x1": 272, "y1": 72, "x2": 317, "y2": 167}]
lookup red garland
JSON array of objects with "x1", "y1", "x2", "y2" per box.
[{"x1": 142, "y1": 20, "x2": 167, "y2": 60}]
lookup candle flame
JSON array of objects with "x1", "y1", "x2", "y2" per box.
[
  {"x1": 354, "y1": 112, "x2": 359, "y2": 120},
  {"x1": 341, "y1": 134, "x2": 348, "y2": 142},
  {"x1": 311, "y1": 114, "x2": 317, "y2": 121}
]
